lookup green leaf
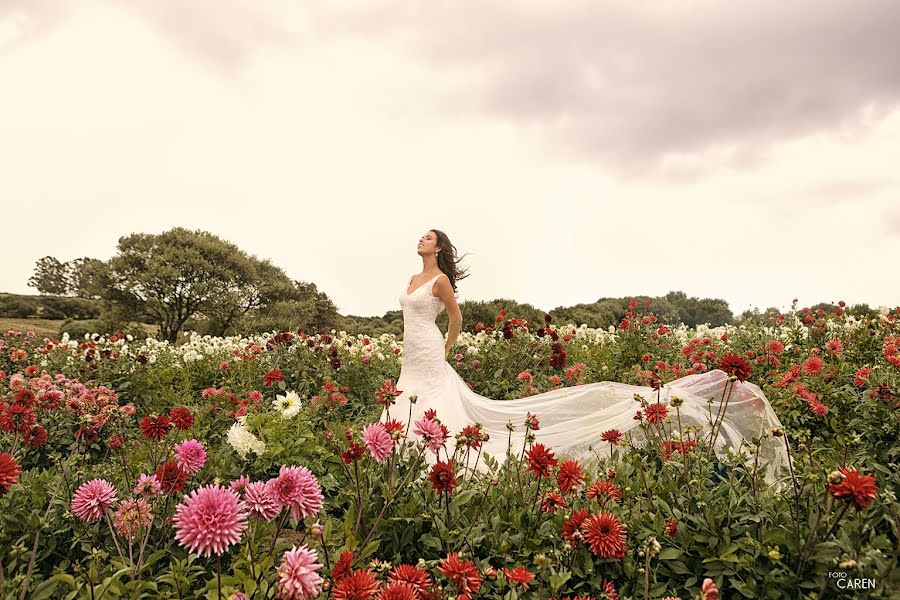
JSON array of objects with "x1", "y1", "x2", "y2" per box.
[
  {"x1": 658, "y1": 548, "x2": 683, "y2": 560},
  {"x1": 31, "y1": 574, "x2": 77, "y2": 600}
]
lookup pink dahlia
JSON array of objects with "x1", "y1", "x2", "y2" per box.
[
  {"x1": 275, "y1": 544, "x2": 324, "y2": 600},
  {"x1": 244, "y1": 481, "x2": 283, "y2": 521},
  {"x1": 362, "y1": 423, "x2": 394, "y2": 462},
  {"x1": 414, "y1": 418, "x2": 446, "y2": 453},
  {"x1": 113, "y1": 498, "x2": 153, "y2": 541},
  {"x1": 71, "y1": 479, "x2": 118, "y2": 522},
  {"x1": 173, "y1": 484, "x2": 248, "y2": 557},
  {"x1": 230, "y1": 475, "x2": 251, "y2": 494},
  {"x1": 133, "y1": 473, "x2": 161, "y2": 497},
  {"x1": 174, "y1": 439, "x2": 207, "y2": 475},
  {"x1": 268, "y1": 465, "x2": 324, "y2": 521}
]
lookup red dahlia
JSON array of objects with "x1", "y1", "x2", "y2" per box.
[
  {"x1": 581, "y1": 511, "x2": 627, "y2": 560},
  {"x1": 719, "y1": 353, "x2": 752, "y2": 382},
  {"x1": 331, "y1": 550, "x2": 354, "y2": 581},
  {"x1": 140, "y1": 415, "x2": 171, "y2": 441},
  {"x1": 828, "y1": 467, "x2": 879, "y2": 510},
  {"x1": 263, "y1": 369, "x2": 284, "y2": 387},
  {"x1": 644, "y1": 402, "x2": 668, "y2": 424},
  {"x1": 561, "y1": 508, "x2": 591, "y2": 545},
  {"x1": 586, "y1": 480, "x2": 623, "y2": 504},
  {"x1": 526, "y1": 443, "x2": 557, "y2": 479},
  {"x1": 340, "y1": 441, "x2": 366, "y2": 464},
  {"x1": 429, "y1": 460, "x2": 458, "y2": 495},
  {"x1": 0, "y1": 452, "x2": 21, "y2": 495},
  {"x1": 332, "y1": 569, "x2": 381, "y2": 600},
  {"x1": 438, "y1": 553, "x2": 481, "y2": 597},
  {"x1": 379, "y1": 583, "x2": 416, "y2": 600},
  {"x1": 0, "y1": 403, "x2": 36, "y2": 434},
  {"x1": 556, "y1": 459, "x2": 585, "y2": 493},
  {"x1": 154, "y1": 461, "x2": 187, "y2": 495},
  {"x1": 600, "y1": 429, "x2": 623, "y2": 445},
  {"x1": 387, "y1": 564, "x2": 432, "y2": 597},
  {"x1": 501, "y1": 566, "x2": 535, "y2": 589},
  {"x1": 24, "y1": 425, "x2": 48, "y2": 448},
  {"x1": 169, "y1": 407, "x2": 194, "y2": 430},
  {"x1": 540, "y1": 492, "x2": 567, "y2": 513}
]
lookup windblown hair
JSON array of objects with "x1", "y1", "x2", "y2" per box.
[{"x1": 430, "y1": 229, "x2": 470, "y2": 294}]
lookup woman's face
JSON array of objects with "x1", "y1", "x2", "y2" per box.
[{"x1": 417, "y1": 231, "x2": 440, "y2": 256}]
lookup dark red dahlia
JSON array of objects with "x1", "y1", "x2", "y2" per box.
[
  {"x1": 601, "y1": 429, "x2": 623, "y2": 445},
  {"x1": 429, "y1": 460, "x2": 458, "y2": 495},
  {"x1": 0, "y1": 403, "x2": 36, "y2": 434},
  {"x1": 263, "y1": 369, "x2": 284, "y2": 387},
  {"x1": 24, "y1": 425, "x2": 48, "y2": 448},
  {"x1": 340, "y1": 442, "x2": 366, "y2": 464},
  {"x1": 140, "y1": 415, "x2": 172, "y2": 441},
  {"x1": 154, "y1": 461, "x2": 187, "y2": 495},
  {"x1": 0, "y1": 452, "x2": 21, "y2": 495},
  {"x1": 168, "y1": 407, "x2": 194, "y2": 430},
  {"x1": 719, "y1": 353, "x2": 752, "y2": 382}
]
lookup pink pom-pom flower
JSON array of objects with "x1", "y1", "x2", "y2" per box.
[
  {"x1": 362, "y1": 423, "x2": 394, "y2": 462},
  {"x1": 173, "y1": 439, "x2": 207, "y2": 475},
  {"x1": 173, "y1": 484, "x2": 248, "y2": 557},
  {"x1": 71, "y1": 479, "x2": 117, "y2": 522},
  {"x1": 275, "y1": 544, "x2": 324, "y2": 600}
]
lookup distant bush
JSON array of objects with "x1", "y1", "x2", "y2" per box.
[{"x1": 0, "y1": 293, "x2": 102, "y2": 320}]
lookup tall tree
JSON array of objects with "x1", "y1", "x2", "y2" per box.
[
  {"x1": 66, "y1": 257, "x2": 107, "y2": 298},
  {"x1": 27, "y1": 256, "x2": 69, "y2": 295},
  {"x1": 102, "y1": 228, "x2": 261, "y2": 342}
]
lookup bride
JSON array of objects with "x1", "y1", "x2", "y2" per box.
[{"x1": 380, "y1": 229, "x2": 791, "y2": 491}]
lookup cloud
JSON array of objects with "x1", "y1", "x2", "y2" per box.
[
  {"x1": 0, "y1": 0, "x2": 73, "y2": 51},
  {"x1": 298, "y1": 0, "x2": 900, "y2": 176},
  {"x1": 118, "y1": 1, "x2": 300, "y2": 72}
]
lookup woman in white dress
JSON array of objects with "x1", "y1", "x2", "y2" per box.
[{"x1": 381, "y1": 229, "x2": 791, "y2": 491}]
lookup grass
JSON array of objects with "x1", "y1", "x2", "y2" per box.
[{"x1": 0, "y1": 318, "x2": 157, "y2": 339}]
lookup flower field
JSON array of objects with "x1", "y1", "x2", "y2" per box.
[{"x1": 0, "y1": 301, "x2": 897, "y2": 599}]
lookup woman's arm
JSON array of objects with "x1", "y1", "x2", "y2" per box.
[{"x1": 434, "y1": 274, "x2": 462, "y2": 359}]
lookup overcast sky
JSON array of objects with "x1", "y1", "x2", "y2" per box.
[{"x1": 2, "y1": 0, "x2": 899, "y2": 318}]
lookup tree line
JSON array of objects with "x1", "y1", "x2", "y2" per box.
[{"x1": 20, "y1": 227, "x2": 880, "y2": 343}]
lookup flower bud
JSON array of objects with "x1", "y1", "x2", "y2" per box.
[
  {"x1": 828, "y1": 470, "x2": 845, "y2": 485},
  {"x1": 409, "y1": 395, "x2": 418, "y2": 404},
  {"x1": 770, "y1": 427, "x2": 784, "y2": 437},
  {"x1": 669, "y1": 395, "x2": 684, "y2": 408},
  {"x1": 838, "y1": 559, "x2": 858, "y2": 570},
  {"x1": 310, "y1": 521, "x2": 324, "y2": 540}
]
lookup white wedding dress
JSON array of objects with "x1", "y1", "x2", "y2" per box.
[{"x1": 380, "y1": 273, "x2": 791, "y2": 491}]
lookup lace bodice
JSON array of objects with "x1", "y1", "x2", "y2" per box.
[{"x1": 397, "y1": 274, "x2": 447, "y2": 397}]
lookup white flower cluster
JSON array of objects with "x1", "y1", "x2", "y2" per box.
[
  {"x1": 227, "y1": 417, "x2": 266, "y2": 459},
  {"x1": 43, "y1": 307, "x2": 892, "y2": 369}
]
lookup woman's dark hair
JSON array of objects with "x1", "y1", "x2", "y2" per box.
[{"x1": 430, "y1": 229, "x2": 470, "y2": 294}]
